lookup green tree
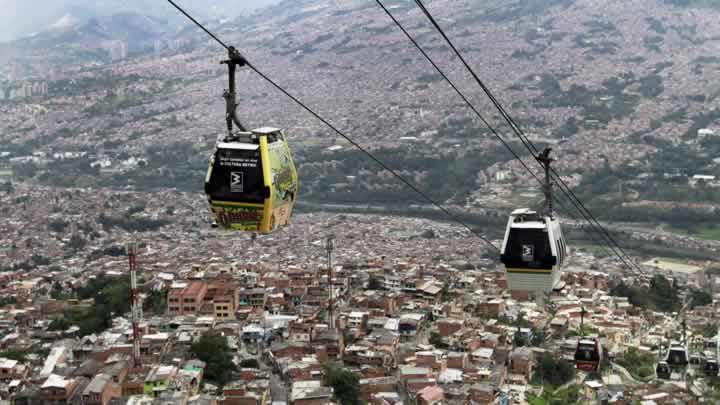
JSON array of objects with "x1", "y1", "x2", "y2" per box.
[
  {"x1": 50, "y1": 281, "x2": 69, "y2": 300},
  {"x1": 690, "y1": 289, "x2": 712, "y2": 308},
  {"x1": 429, "y1": 331, "x2": 447, "y2": 348},
  {"x1": 532, "y1": 353, "x2": 575, "y2": 386},
  {"x1": 513, "y1": 332, "x2": 528, "y2": 347},
  {"x1": 649, "y1": 275, "x2": 679, "y2": 312},
  {"x1": 610, "y1": 275, "x2": 680, "y2": 312},
  {"x1": 530, "y1": 384, "x2": 582, "y2": 404},
  {"x1": 240, "y1": 358, "x2": 260, "y2": 369},
  {"x1": 67, "y1": 234, "x2": 87, "y2": 251},
  {"x1": 143, "y1": 289, "x2": 168, "y2": 315},
  {"x1": 48, "y1": 318, "x2": 72, "y2": 331},
  {"x1": 617, "y1": 347, "x2": 657, "y2": 380},
  {"x1": 48, "y1": 219, "x2": 69, "y2": 233},
  {"x1": 53, "y1": 275, "x2": 132, "y2": 337},
  {"x1": 531, "y1": 328, "x2": 546, "y2": 346},
  {"x1": 31, "y1": 254, "x2": 50, "y2": 266},
  {"x1": 0, "y1": 350, "x2": 26, "y2": 362},
  {"x1": 324, "y1": 365, "x2": 361, "y2": 405},
  {"x1": 0, "y1": 296, "x2": 17, "y2": 307},
  {"x1": 190, "y1": 332, "x2": 237, "y2": 387},
  {"x1": 701, "y1": 323, "x2": 719, "y2": 338},
  {"x1": 367, "y1": 277, "x2": 383, "y2": 290},
  {"x1": 441, "y1": 282, "x2": 451, "y2": 302}
]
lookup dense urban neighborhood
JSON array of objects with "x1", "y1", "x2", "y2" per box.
[
  {"x1": 0, "y1": 183, "x2": 718, "y2": 403},
  {"x1": 2, "y1": 0, "x2": 720, "y2": 403}
]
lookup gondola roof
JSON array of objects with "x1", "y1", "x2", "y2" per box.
[
  {"x1": 253, "y1": 126, "x2": 282, "y2": 134},
  {"x1": 216, "y1": 142, "x2": 259, "y2": 150}
]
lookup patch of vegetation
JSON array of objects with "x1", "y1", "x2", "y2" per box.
[
  {"x1": 324, "y1": 365, "x2": 361, "y2": 405},
  {"x1": 638, "y1": 74, "x2": 664, "y2": 98},
  {"x1": 616, "y1": 347, "x2": 657, "y2": 380},
  {"x1": 469, "y1": 0, "x2": 575, "y2": 24},
  {"x1": 300, "y1": 141, "x2": 522, "y2": 204},
  {"x1": 31, "y1": 254, "x2": 51, "y2": 266},
  {"x1": 429, "y1": 331, "x2": 448, "y2": 349},
  {"x1": 646, "y1": 17, "x2": 668, "y2": 34},
  {"x1": 690, "y1": 289, "x2": 713, "y2": 308},
  {"x1": 0, "y1": 296, "x2": 17, "y2": 308},
  {"x1": 48, "y1": 318, "x2": 72, "y2": 331},
  {"x1": 190, "y1": 332, "x2": 238, "y2": 387},
  {"x1": 48, "y1": 219, "x2": 69, "y2": 233},
  {"x1": 694, "y1": 56, "x2": 720, "y2": 64},
  {"x1": 528, "y1": 384, "x2": 582, "y2": 404},
  {"x1": 98, "y1": 213, "x2": 170, "y2": 233},
  {"x1": 643, "y1": 36, "x2": 664, "y2": 52},
  {"x1": 532, "y1": 353, "x2": 575, "y2": 386},
  {"x1": 0, "y1": 350, "x2": 26, "y2": 362},
  {"x1": 143, "y1": 289, "x2": 168, "y2": 315},
  {"x1": 51, "y1": 274, "x2": 132, "y2": 336},
  {"x1": 573, "y1": 34, "x2": 619, "y2": 55},
  {"x1": 530, "y1": 72, "x2": 644, "y2": 124},
  {"x1": 583, "y1": 20, "x2": 618, "y2": 35},
  {"x1": 610, "y1": 274, "x2": 680, "y2": 312},
  {"x1": 367, "y1": 277, "x2": 384, "y2": 290},
  {"x1": 240, "y1": 358, "x2": 260, "y2": 369}
]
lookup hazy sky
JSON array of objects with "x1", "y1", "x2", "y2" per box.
[{"x1": 0, "y1": 0, "x2": 284, "y2": 42}]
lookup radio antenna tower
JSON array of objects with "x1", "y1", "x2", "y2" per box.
[
  {"x1": 326, "y1": 236, "x2": 335, "y2": 330},
  {"x1": 127, "y1": 242, "x2": 142, "y2": 368}
]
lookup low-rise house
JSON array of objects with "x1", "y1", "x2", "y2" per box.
[
  {"x1": 290, "y1": 380, "x2": 333, "y2": 405},
  {"x1": 143, "y1": 365, "x2": 178, "y2": 397},
  {"x1": 416, "y1": 385, "x2": 444, "y2": 405},
  {"x1": 80, "y1": 373, "x2": 122, "y2": 405}
]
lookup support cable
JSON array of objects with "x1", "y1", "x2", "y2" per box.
[
  {"x1": 377, "y1": 0, "x2": 638, "y2": 273},
  {"x1": 409, "y1": 0, "x2": 644, "y2": 274},
  {"x1": 165, "y1": 0, "x2": 500, "y2": 252}
]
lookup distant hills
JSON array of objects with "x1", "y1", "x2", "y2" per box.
[
  {"x1": 4, "y1": 0, "x2": 720, "y2": 234},
  {"x1": 0, "y1": 0, "x2": 283, "y2": 43},
  {"x1": 21, "y1": 12, "x2": 172, "y2": 51}
]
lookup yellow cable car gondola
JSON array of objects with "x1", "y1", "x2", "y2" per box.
[
  {"x1": 203, "y1": 47, "x2": 298, "y2": 233},
  {"x1": 205, "y1": 127, "x2": 297, "y2": 232}
]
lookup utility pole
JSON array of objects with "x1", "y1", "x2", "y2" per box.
[
  {"x1": 127, "y1": 242, "x2": 142, "y2": 369},
  {"x1": 326, "y1": 236, "x2": 335, "y2": 330}
]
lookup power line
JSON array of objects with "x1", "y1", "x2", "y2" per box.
[
  {"x1": 371, "y1": 0, "x2": 588, "y2": 234},
  {"x1": 408, "y1": 0, "x2": 644, "y2": 275},
  {"x1": 375, "y1": 0, "x2": 637, "y2": 274},
  {"x1": 164, "y1": 0, "x2": 500, "y2": 253}
]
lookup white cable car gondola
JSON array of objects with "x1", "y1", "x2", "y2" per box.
[
  {"x1": 665, "y1": 341, "x2": 689, "y2": 369},
  {"x1": 704, "y1": 358, "x2": 719, "y2": 377},
  {"x1": 500, "y1": 148, "x2": 567, "y2": 293}
]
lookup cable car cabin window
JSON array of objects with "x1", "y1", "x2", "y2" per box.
[
  {"x1": 668, "y1": 350, "x2": 688, "y2": 365},
  {"x1": 575, "y1": 343, "x2": 599, "y2": 361},
  {"x1": 208, "y1": 148, "x2": 265, "y2": 204},
  {"x1": 503, "y1": 229, "x2": 555, "y2": 268}
]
